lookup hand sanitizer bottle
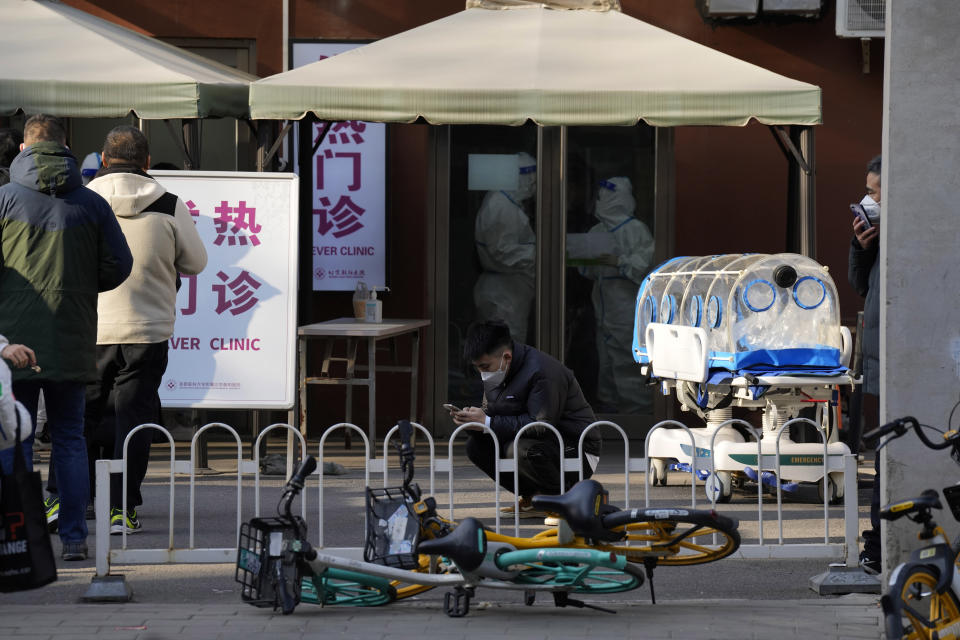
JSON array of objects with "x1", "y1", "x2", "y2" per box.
[{"x1": 365, "y1": 287, "x2": 383, "y2": 323}]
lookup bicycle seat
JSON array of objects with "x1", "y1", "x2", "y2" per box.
[
  {"x1": 531, "y1": 479, "x2": 624, "y2": 542},
  {"x1": 416, "y1": 517, "x2": 486, "y2": 572},
  {"x1": 880, "y1": 489, "x2": 941, "y2": 522}
]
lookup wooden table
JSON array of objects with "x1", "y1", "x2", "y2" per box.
[{"x1": 296, "y1": 318, "x2": 430, "y2": 452}]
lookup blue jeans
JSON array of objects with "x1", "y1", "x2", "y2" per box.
[{"x1": 0, "y1": 381, "x2": 89, "y2": 544}]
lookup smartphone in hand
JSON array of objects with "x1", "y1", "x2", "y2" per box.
[
  {"x1": 442, "y1": 403, "x2": 461, "y2": 413},
  {"x1": 850, "y1": 203, "x2": 873, "y2": 229}
]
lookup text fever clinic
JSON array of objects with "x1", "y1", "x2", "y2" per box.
[
  {"x1": 312, "y1": 245, "x2": 376, "y2": 256},
  {"x1": 170, "y1": 337, "x2": 261, "y2": 351}
]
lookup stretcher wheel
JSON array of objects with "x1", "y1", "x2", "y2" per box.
[
  {"x1": 818, "y1": 473, "x2": 843, "y2": 506},
  {"x1": 704, "y1": 471, "x2": 733, "y2": 504},
  {"x1": 647, "y1": 458, "x2": 668, "y2": 487}
]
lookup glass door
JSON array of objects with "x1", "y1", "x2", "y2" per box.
[
  {"x1": 446, "y1": 125, "x2": 539, "y2": 409},
  {"x1": 563, "y1": 125, "x2": 659, "y2": 428},
  {"x1": 429, "y1": 124, "x2": 672, "y2": 434}
]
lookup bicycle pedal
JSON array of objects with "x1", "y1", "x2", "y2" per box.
[{"x1": 444, "y1": 588, "x2": 471, "y2": 617}]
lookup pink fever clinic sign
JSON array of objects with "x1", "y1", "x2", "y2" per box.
[
  {"x1": 292, "y1": 41, "x2": 387, "y2": 291},
  {"x1": 151, "y1": 171, "x2": 299, "y2": 409}
]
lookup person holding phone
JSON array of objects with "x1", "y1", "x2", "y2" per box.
[
  {"x1": 848, "y1": 154, "x2": 882, "y2": 574},
  {"x1": 449, "y1": 320, "x2": 601, "y2": 518}
]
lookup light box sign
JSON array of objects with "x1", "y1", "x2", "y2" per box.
[
  {"x1": 292, "y1": 41, "x2": 387, "y2": 291},
  {"x1": 151, "y1": 171, "x2": 299, "y2": 409}
]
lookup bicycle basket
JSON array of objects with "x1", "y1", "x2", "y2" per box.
[
  {"x1": 364, "y1": 484, "x2": 421, "y2": 569},
  {"x1": 236, "y1": 517, "x2": 305, "y2": 609}
]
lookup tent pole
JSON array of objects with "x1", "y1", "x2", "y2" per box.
[
  {"x1": 296, "y1": 114, "x2": 316, "y2": 327},
  {"x1": 162, "y1": 119, "x2": 194, "y2": 170},
  {"x1": 535, "y1": 125, "x2": 566, "y2": 360},
  {"x1": 182, "y1": 119, "x2": 200, "y2": 170},
  {"x1": 427, "y1": 125, "x2": 450, "y2": 438},
  {"x1": 261, "y1": 121, "x2": 292, "y2": 170},
  {"x1": 256, "y1": 120, "x2": 286, "y2": 172},
  {"x1": 776, "y1": 125, "x2": 816, "y2": 257}
]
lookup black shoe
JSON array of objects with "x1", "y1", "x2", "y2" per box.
[
  {"x1": 62, "y1": 541, "x2": 88, "y2": 561},
  {"x1": 859, "y1": 552, "x2": 881, "y2": 575}
]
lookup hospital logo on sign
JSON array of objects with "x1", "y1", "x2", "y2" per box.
[{"x1": 315, "y1": 268, "x2": 326, "y2": 280}]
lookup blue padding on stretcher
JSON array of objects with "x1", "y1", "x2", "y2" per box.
[{"x1": 708, "y1": 347, "x2": 843, "y2": 371}]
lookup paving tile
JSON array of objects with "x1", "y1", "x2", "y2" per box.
[{"x1": 0, "y1": 599, "x2": 886, "y2": 640}]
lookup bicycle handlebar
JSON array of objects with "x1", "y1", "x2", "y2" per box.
[
  {"x1": 290, "y1": 456, "x2": 317, "y2": 489},
  {"x1": 863, "y1": 416, "x2": 959, "y2": 452},
  {"x1": 278, "y1": 456, "x2": 317, "y2": 523},
  {"x1": 397, "y1": 420, "x2": 415, "y2": 489},
  {"x1": 862, "y1": 417, "x2": 917, "y2": 443}
]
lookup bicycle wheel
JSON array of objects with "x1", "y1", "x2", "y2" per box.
[
  {"x1": 886, "y1": 565, "x2": 960, "y2": 640},
  {"x1": 599, "y1": 509, "x2": 740, "y2": 566},
  {"x1": 504, "y1": 548, "x2": 644, "y2": 594},
  {"x1": 300, "y1": 567, "x2": 397, "y2": 606}
]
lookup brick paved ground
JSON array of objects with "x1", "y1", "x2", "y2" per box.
[{"x1": 0, "y1": 595, "x2": 882, "y2": 640}]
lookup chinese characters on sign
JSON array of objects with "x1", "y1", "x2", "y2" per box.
[
  {"x1": 293, "y1": 42, "x2": 387, "y2": 291},
  {"x1": 214, "y1": 200, "x2": 261, "y2": 246},
  {"x1": 153, "y1": 172, "x2": 298, "y2": 409}
]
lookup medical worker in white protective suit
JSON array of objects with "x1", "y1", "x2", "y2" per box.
[
  {"x1": 579, "y1": 177, "x2": 655, "y2": 414},
  {"x1": 473, "y1": 153, "x2": 537, "y2": 343}
]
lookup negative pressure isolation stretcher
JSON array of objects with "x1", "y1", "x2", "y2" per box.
[{"x1": 632, "y1": 253, "x2": 856, "y2": 503}]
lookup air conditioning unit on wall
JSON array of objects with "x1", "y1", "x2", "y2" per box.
[{"x1": 836, "y1": 0, "x2": 885, "y2": 38}]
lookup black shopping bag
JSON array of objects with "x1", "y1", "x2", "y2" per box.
[{"x1": 0, "y1": 414, "x2": 57, "y2": 591}]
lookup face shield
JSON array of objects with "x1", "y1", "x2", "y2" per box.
[
  {"x1": 80, "y1": 152, "x2": 102, "y2": 185},
  {"x1": 514, "y1": 152, "x2": 537, "y2": 201},
  {"x1": 595, "y1": 176, "x2": 636, "y2": 226}
]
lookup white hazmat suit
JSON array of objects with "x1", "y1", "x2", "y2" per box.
[
  {"x1": 473, "y1": 153, "x2": 537, "y2": 342},
  {"x1": 579, "y1": 177, "x2": 655, "y2": 414}
]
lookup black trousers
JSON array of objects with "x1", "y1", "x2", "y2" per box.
[
  {"x1": 861, "y1": 451, "x2": 882, "y2": 561},
  {"x1": 83, "y1": 342, "x2": 168, "y2": 510},
  {"x1": 465, "y1": 431, "x2": 595, "y2": 498}
]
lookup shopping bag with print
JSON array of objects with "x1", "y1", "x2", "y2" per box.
[{"x1": 0, "y1": 414, "x2": 57, "y2": 591}]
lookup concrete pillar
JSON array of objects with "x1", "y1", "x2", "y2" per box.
[{"x1": 882, "y1": 0, "x2": 960, "y2": 569}]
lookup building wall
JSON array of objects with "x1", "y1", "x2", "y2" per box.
[
  {"x1": 882, "y1": 0, "x2": 960, "y2": 570},
  {"x1": 64, "y1": 1, "x2": 885, "y2": 430},
  {"x1": 68, "y1": 0, "x2": 884, "y2": 320}
]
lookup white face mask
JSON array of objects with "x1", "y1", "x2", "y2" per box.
[
  {"x1": 480, "y1": 354, "x2": 507, "y2": 388},
  {"x1": 860, "y1": 194, "x2": 881, "y2": 223}
]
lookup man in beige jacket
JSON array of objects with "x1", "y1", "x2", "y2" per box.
[{"x1": 85, "y1": 126, "x2": 207, "y2": 534}]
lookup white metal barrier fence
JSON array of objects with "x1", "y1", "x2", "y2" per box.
[{"x1": 92, "y1": 419, "x2": 860, "y2": 582}]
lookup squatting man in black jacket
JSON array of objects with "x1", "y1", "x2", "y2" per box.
[{"x1": 450, "y1": 320, "x2": 601, "y2": 517}]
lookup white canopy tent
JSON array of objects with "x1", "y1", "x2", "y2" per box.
[
  {"x1": 0, "y1": 0, "x2": 255, "y2": 119},
  {"x1": 249, "y1": 2, "x2": 820, "y2": 127},
  {"x1": 249, "y1": 0, "x2": 824, "y2": 427}
]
